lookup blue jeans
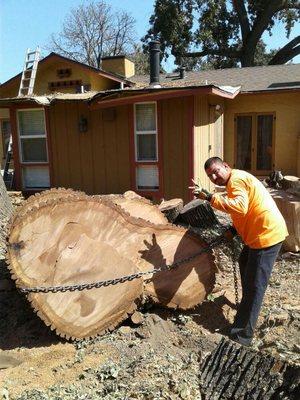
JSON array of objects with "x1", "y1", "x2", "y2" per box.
[{"x1": 230, "y1": 242, "x2": 282, "y2": 346}]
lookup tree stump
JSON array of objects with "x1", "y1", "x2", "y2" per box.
[
  {"x1": 158, "y1": 198, "x2": 183, "y2": 223},
  {"x1": 177, "y1": 199, "x2": 220, "y2": 228}
]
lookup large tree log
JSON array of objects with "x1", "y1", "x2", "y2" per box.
[
  {"x1": 6, "y1": 193, "x2": 216, "y2": 339},
  {"x1": 0, "y1": 173, "x2": 13, "y2": 258},
  {"x1": 177, "y1": 199, "x2": 220, "y2": 228},
  {"x1": 200, "y1": 337, "x2": 300, "y2": 399}
]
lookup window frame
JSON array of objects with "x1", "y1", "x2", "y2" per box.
[
  {"x1": 132, "y1": 101, "x2": 162, "y2": 197},
  {"x1": 134, "y1": 102, "x2": 158, "y2": 163},
  {"x1": 17, "y1": 108, "x2": 49, "y2": 164},
  {"x1": 234, "y1": 111, "x2": 275, "y2": 175}
]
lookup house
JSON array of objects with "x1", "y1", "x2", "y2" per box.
[
  {"x1": 1, "y1": 43, "x2": 299, "y2": 203},
  {"x1": 0, "y1": 52, "x2": 134, "y2": 169}
]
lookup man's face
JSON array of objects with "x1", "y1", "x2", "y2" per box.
[{"x1": 205, "y1": 162, "x2": 231, "y2": 186}]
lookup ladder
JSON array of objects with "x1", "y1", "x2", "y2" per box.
[
  {"x1": 3, "y1": 135, "x2": 14, "y2": 189},
  {"x1": 18, "y1": 47, "x2": 40, "y2": 96}
]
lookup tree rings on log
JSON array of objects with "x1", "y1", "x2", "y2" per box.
[
  {"x1": 159, "y1": 198, "x2": 183, "y2": 223},
  {"x1": 7, "y1": 196, "x2": 217, "y2": 338},
  {"x1": 104, "y1": 194, "x2": 168, "y2": 224}
]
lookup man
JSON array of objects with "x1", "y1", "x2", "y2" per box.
[{"x1": 194, "y1": 157, "x2": 288, "y2": 346}]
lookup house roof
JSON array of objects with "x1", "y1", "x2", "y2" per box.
[
  {"x1": 131, "y1": 63, "x2": 300, "y2": 93},
  {"x1": 0, "y1": 52, "x2": 134, "y2": 89}
]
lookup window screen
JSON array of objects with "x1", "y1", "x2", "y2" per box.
[
  {"x1": 136, "y1": 165, "x2": 159, "y2": 190},
  {"x1": 22, "y1": 167, "x2": 50, "y2": 188},
  {"x1": 135, "y1": 103, "x2": 156, "y2": 132},
  {"x1": 18, "y1": 110, "x2": 45, "y2": 137}
]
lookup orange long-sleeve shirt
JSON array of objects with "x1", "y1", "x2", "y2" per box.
[{"x1": 210, "y1": 169, "x2": 288, "y2": 249}]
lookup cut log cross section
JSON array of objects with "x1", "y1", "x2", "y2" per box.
[{"x1": 6, "y1": 192, "x2": 217, "y2": 339}]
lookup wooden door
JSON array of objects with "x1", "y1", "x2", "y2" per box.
[{"x1": 234, "y1": 113, "x2": 275, "y2": 175}]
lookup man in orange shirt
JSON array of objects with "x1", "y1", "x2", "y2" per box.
[{"x1": 196, "y1": 157, "x2": 288, "y2": 346}]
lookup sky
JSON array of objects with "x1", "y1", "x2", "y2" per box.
[{"x1": 0, "y1": 0, "x2": 299, "y2": 83}]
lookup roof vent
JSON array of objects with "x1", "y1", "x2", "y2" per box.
[
  {"x1": 179, "y1": 66, "x2": 186, "y2": 79},
  {"x1": 149, "y1": 40, "x2": 161, "y2": 88}
]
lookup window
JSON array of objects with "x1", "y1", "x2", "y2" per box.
[
  {"x1": 134, "y1": 102, "x2": 159, "y2": 191},
  {"x1": 18, "y1": 109, "x2": 48, "y2": 162},
  {"x1": 17, "y1": 109, "x2": 50, "y2": 189},
  {"x1": 235, "y1": 113, "x2": 274, "y2": 173}
]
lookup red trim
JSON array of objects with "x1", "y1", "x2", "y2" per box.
[
  {"x1": 90, "y1": 86, "x2": 238, "y2": 109},
  {"x1": 128, "y1": 105, "x2": 135, "y2": 192},
  {"x1": 188, "y1": 96, "x2": 194, "y2": 201},
  {"x1": 44, "y1": 107, "x2": 54, "y2": 186},
  {"x1": 9, "y1": 107, "x2": 21, "y2": 190},
  {"x1": 9, "y1": 104, "x2": 51, "y2": 191},
  {"x1": 129, "y1": 102, "x2": 163, "y2": 202}
]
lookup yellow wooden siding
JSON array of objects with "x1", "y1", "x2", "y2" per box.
[
  {"x1": 224, "y1": 92, "x2": 300, "y2": 175},
  {"x1": 193, "y1": 95, "x2": 225, "y2": 192},
  {"x1": 0, "y1": 59, "x2": 120, "y2": 98},
  {"x1": 160, "y1": 97, "x2": 190, "y2": 202},
  {"x1": 49, "y1": 102, "x2": 131, "y2": 194}
]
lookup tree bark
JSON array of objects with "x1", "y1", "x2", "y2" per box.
[
  {"x1": 200, "y1": 337, "x2": 300, "y2": 399},
  {"x1": 0, "y1": 173, "x2": 13, "y2": 258}
]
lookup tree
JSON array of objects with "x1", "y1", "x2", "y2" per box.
[
  {"x1": 143, "y1": 0, "x2": 300, "y2": 69},
  {"x1": 48, "y1": 0, "x2": 136, "y2": 69}
]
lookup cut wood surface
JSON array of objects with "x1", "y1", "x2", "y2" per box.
[
  {"x1": 100, "y1": 194, "x2": 168, "y2": 225},
  {"x1": 7, "y1": 192, "x2": 216, "y2": 338},
  {"x1": 269, "y1": 188, "x2": 300, "y2": 252},
  {"x1": 11, "y1": 188, "x2": 87, "y2": 227},
  {"x1": 158, "y1": 198, "x2": 183, "y2": 223}
]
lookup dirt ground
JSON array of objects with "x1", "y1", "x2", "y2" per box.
[{"x1": 0, "y1": 194, "x2": 299, "y2": 399}]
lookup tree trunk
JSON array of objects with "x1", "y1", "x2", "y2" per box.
[
  {"x1": 177, "y1": 199, "x2": 220, "y2": 228},
  {"x1": 200, "y1": 337, "x2": 300, "y2": 399},
  {"x1": 158, "y1": 198, "x2": 184, "y2": 223},
  {"x1": 0, "y1": 173, "x2": 13, "y2": 258},
  {"x1": 6, "y1": 191, "x2": 216, "y2": 339}
]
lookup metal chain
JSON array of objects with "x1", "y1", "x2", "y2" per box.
[
  {"x1": 18, "y1": 234, "x2": 226, "y2": 294},
  {"x1": 230, "y1": 239, "x2": 240, "y2": 306}
]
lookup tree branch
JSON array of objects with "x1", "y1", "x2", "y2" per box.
[
  {"x1": 232, "y1": 0, "x2": 250, "y2": 42},
  {"x1": 269, "y1": 35, "x2": 300, "y2": 64},
  {"x1": 185, "y1": 48, "x2": 241, "y2": 58}
]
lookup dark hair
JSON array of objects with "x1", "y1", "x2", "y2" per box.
[{"x1": 204, "y1": 157, "x2": 224, "y2": 170}]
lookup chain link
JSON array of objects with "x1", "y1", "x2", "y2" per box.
[
  {"x1": 18, "y1": 234, "x2": 226, "y2": 294},
  {"x1": 230, "y1": 238, "x2": 240, "y2": 306}
]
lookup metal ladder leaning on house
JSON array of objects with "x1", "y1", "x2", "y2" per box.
[
  {"x1": 3, "y1": 135, "x2": 14, "y2": 189},
  {"x1": 18, "y1": 47, "x2": 40, "y2": 96}
]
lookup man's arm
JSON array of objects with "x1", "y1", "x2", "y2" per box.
[{"x1": 210, "y1": 179, "x2": 249, "y2": 216}]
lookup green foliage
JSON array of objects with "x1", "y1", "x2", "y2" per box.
[{"x1": 143, "y1": 0, "x2": 300, "y2": 69}]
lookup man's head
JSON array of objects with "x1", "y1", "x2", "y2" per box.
[{"x1": 204, "y1": 157, "x2": 231, "y2": 186}]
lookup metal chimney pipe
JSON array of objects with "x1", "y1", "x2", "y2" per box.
[
  {"x1": 149, "y1": 40, "x2": 161, "y2": 87},
  {"x1": 179, "y1": 66, "x2": 186, "y2": 79}
]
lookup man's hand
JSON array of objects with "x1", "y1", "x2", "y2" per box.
[{"x1": 189, "y1": 179, "x2": 212, "y2": 201}]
